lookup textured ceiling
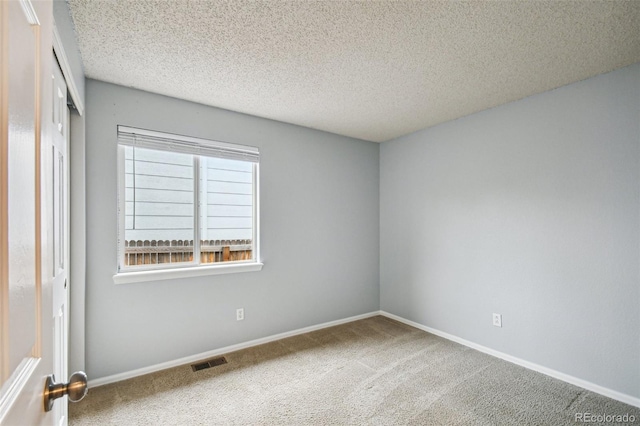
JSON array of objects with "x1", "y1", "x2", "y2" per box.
[{"x1": 68, "y1": 1, "x2": 640, "y2": 143}]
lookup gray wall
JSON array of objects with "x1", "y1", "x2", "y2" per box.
[
  {"x1": 85, "y1": 80, "x2": 380, "y2": 380},
  {"x1": 53, "y1": 0, "x2": 87, "y2": 375},
  {"x1": 380, "y1": 63, "x2": 640, "y2": 398}
]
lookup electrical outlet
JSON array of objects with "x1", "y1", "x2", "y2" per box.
[
  {"x1": 492, "y1": 313, "x2": 502, "y2": 328},
  {"x1": 236, "y1": 308, "x2": 244, "y2": 321}
]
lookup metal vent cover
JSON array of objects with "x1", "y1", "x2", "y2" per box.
[{"x1": 191, "y1": 356, "x2": 228, "y2": 372}]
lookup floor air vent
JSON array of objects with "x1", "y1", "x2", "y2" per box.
[{"x1": 191, "y1": 356, "x2": 228, "y2": 372}]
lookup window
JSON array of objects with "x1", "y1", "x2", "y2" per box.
[{"x1": 115, "y1": 126, "x2": 261, "y2": 283}]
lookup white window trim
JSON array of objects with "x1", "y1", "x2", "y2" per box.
[
  {"x1": 113, "y1": 261, "x2": 264, "y2": 284},
  {"x1": 114, "y1": 126, "x2": 262, "y2": 283}
]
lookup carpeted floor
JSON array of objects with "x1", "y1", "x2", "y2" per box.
[{"x1": 70, "y1": 316, "x2": 640, "y2": 425}]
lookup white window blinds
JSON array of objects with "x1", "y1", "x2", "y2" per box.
[{"x1": 117, "y1": 125, "x2": 259, "y2": 163}]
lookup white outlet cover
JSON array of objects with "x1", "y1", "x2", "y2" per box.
[{"x1": 493, "y1": 313, "x2": 502, "y2": 327}]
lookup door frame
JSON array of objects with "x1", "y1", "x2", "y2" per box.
[
  {"x1": 52, "y1": 24, "x2": 84, "y2": 116},
  {"x1": 52, "y1": 19, "x2": 85, "y2": 378}
]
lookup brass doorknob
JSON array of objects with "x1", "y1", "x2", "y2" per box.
[{"x1": 43, "y1": 371, "x2": 88, "y2": 412}]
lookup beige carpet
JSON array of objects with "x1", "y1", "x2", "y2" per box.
[{"x1": 70, "y1": 316, "x2": 640, "y2": 425}]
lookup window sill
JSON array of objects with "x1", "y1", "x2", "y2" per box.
[{"x1": 113, "y1": 262, "x2": 264, "y2": 284}]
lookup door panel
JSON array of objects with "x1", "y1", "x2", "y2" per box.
[
  {"x1": 4, "y1": 0, "x2": 37, "y2": 379},
  {"x1": 0, "y1": 0, "x2": 55, "y2": 425},
  {"x1": 51, "y1": 56, "x2": 69, "y2": 426}
]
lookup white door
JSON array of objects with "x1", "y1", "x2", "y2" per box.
[
  {"x1": 51, "y1": 55, "x2": 70, "y2": 426},
  {"x1": 0, "y1": 0, "x2": 50, "y2": 424},
  {"x1": 0, "y1": 1, "x2": 82, "y2": 425}
]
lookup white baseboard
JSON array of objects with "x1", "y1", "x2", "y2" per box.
[
  {"x1": 379, "y1": 311, "x2": 640, "y2": 409},
  {"x1": 88, "y1": 311, "x2": 380, "y2": 388},
  {"x1": 89, "y1": 309, "x2": 640, "y2": 409}
]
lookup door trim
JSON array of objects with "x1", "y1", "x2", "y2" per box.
[
  {"x1": 52, "y1": 24, "x2": 83, "y2": 116},
  {"x1": 0, "y1": 358, "x2": 39, "y2": 422},
  {"x1": 18, "y1": 0, "x2": 39, "y2": 26}
]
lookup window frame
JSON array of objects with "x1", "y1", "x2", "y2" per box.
[{"x1": 113, "y1": 126, "x2": 262, "y2": 284}]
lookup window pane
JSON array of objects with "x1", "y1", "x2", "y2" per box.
[
  {"x1": 124, "y1": 146, "x2": 195, "y2": 266},
  {"x1": 199, "y1": 157, "x2": 253, "y2": 264}
]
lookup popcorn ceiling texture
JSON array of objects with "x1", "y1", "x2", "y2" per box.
[{"x1": 68, "y1": 0, "x2": 640, "y2": 142}]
